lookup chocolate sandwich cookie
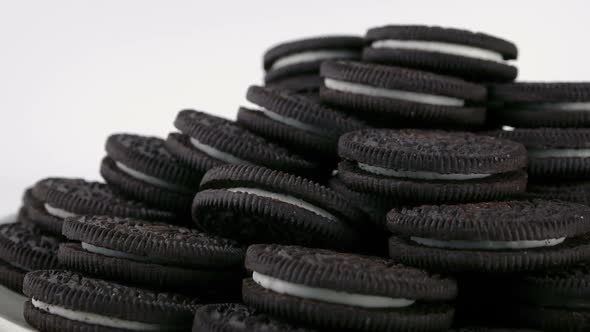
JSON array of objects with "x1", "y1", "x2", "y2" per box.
[
  {"x1": 238, "y1": 85, "x2": 368, "y2": 165},
  {"x1": 192, "y1": 164, "x2": 365, "y2": 250},
  {"x1": 101, "y1": 133, "x2": 201, "y2": 214},
  {"x1": 243, "y1": 244, "x2": 457, "y2": 332},
  {"x1": 264, "y1": 35, "x2": 363, "y2": 89},
  {"x1": 363, "y1": 25, "x2": 518, "y2": 82},
  {"x1": 265, "y1": 75, "x2": 323, "y2": 93},
  {"x1": 23, "y1": 270, "x2": 199, "y2": 332},
  {"x1": 508, "y1": 264, "x2": 590, "y2": 331},
  {"x1": 27, "y1": 177, "x2": 176, "y2": 235},
  {"x1": 526, "y1": 180, "x2": 590, "y2": 205},
  {"x1": 490, "y1": 128, "x2": 590, "y2": 178},
  {"x1": 193, "y1": 303, "x2": 317, "y2": 332},
  {"x1": 0, "y1": 220, "x2": 60, "y2": 293},
  {"x1": 387, "y1": 200, "x2": 590, "y2": 273},
  {"x1": 338, "y1": 129, "x2": 528, "y2": 204},
  {"x1": 166, "y1": 110, "x2": 317, "y2": 178},
  {"x1": 489, "y1": 82, "x2": 590, "y2": 127},
  {"x1": 320, "y1": 61, "x2": 487, "y2": 127},
  {"x1": 59, "y1": 215, "x2": 245, "y2": 296}
]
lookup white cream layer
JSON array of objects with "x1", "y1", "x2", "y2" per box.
[
  {"x1": 528, "y1": 149, "x2": 590, "y2": 158},
  {"x1": 270, "y1": 50, "x2": 358, "y2": 70},
  {"x1": 31, "y1": 299, "x2": 181, "y2": 331},
  {"x1": 189, "y1": 137, "x2": 254, "y2": 165},
  {"x1": 254, "y1": 108, "x2": 329, "y2": 136},
  {"x1": 523, "y1": 102, "x2": 590, "y2": 111},
  {"x1": 371, "y1": 39, "x2": 505, "y2": 63},
  {"x1": 324, "y1": 78, "x2": 464, "y2": 107},
  {"x1": 44, "y1": 204, "x2": 77, "y2": 219},
  {"x1": 226, "y1": 187, "x2": 338, "y2": 221},
  {"x1": 81, "y1": 243, "x2": 168, "y2": 264},
  {"x1": 411, "y1": 236, "x2": 566, "y2": 250},
  {"x1": 115, "y1": 162, "x2": 193, "y2": 193},
  {"x1": 358, "y1": 163, "x2": 491, "y2": 181},
  {"x1": 252, "y1": 272, "x2": 414, "y2": 309}
]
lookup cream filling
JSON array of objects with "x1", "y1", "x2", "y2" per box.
[
  {"x1": 189, "y1": 137, "x2": 254, "y2": 165},
  {"x1": 252, "y1": 272, "x2": 414, "y2": 308},
  {"x1": 254, "y1": 108, "x2": 329, "y2": 136},
  {"x1": 522, "y1": 102, "x2": 590, "y2": 111},
  {"x1": 115, "y1": 162, "x2": 193, "y2": 193},
  {"x1": 324, "y1": 78, "x2": 464, "y2": 107},
  {"x1": 411, "y1": 236, "x2": 566, "y2": 250},
  {"x1": 226, "y1": 187, "x2": 338, "y2": 221},
  {"x1": 31, "y1": 299, "x2": 182, "y2": 331},
  {"x1": 44, "y1": 204, "x2": 77, "y2": 219},
  {"x1": 371, "y1": 39, "x2": 505, "y2": 63},
  {"x1": 528, "y1": 149, "x2": 590, "y2": 158},
  {"x1": 81, "y1": 243, "x2": 168, "y2": 264},
  {"x1": 358, "y1": 163, "x2": 490, "y2": 181},
  {"x1": 270, "y1": 50, "x2": 358, "y2": 70}
]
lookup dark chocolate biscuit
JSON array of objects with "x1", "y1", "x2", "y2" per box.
[
  {"x1": 23, "y1": 270, "x2": 200, "y2": 332},
  {"x1": 243, "y1": 244, "x2": 457, "y2": 332},
  {"x1": 387, "y1": 200, "x2": 590, "y2": 273},
  {"x1": 0, "y1": 220, "x2": 60, "y2": 293},
  {"x1": 264, "y1": 35, "x2": 363, "y2": 85},
  {"x1": 320, "y1": 60, "x2": 487, "y2": 127},
  {"x1": 507, "y1": 264, "x2": 590, "y2": 331},
  {"x1": 489, "y1": 128, "x2": 590, "y2": 178},
  {"x1": 58, "y1": 215, "x2": 244, "y2": 295},
  {"x1": 166, "y1": 110, "x2": 317, "y2": 178},
  {"x1": 338, "y1": 129, "x2": 528, "y2": 204},
  {"x1": 488, "y1": 82, "x2": 590, "y2": 127},
  {"x1": 193, "y1": 303, "x2": 317, "y2": 332},
  {"x1": 265, "y1": 75, "x2": 323, "y2": 93},
  {"x1": 363, "y1": 25, "x2": 518, "y2": 82},
  {"x1": 101, "y1": 133, "x2": 201, "y2": 214},
  {"x1": 239, "y1": 85, "x2": 367, "y2": 165},
  {"x1": 526, "y1": 180, "x2": 590, "y2": 205},
  {"x1": 193, "y1": 164, "x2": 366, "y2": 250},
  {"x1": 28, "y1": 177, "x2": 177, "y2": 234}
]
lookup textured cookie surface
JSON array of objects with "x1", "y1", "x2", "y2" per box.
[
  {"x1": 62, "y1": 215, "x2": 244, "y2": 268},
  {"x1": 339, "y1": 129, "x2": 527, "y2": 173},
  {"x1": 245, "y1": 244, "x2": 457, "y2": 300},
  {"x1": 193, "y1": 303, "x2": 317, "y2": 332},
  {"x1": 23, "y1": 270, "x2": 199, "y2": 324},
  {"x1": 387, "y1": 200, "x2": 590, "y2": 241},
  {"x1": 363, "y1": 25, "x2": 518, "y2": 82},
  {"x1": 490, "y1": 82, "x2": 590, "y2": 102},
  {"x1": 0, "y1": 222, "x2": 60, "y2": 272},
  {"x1": 526, "y1": 181, "x2": 590, "y2": 205}
]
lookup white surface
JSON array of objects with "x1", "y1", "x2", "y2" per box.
[
  {"x1": 411, "y1": 236, "x2": 567, "y2": 250},
  {"x1": 371, "y1": 40, "x2": 505, "y2": 62},
  {"x1": 1, "y1": 0, "x2": 590, "y2": 216},
  {"x1": 252, "y1": 271, "x2": 415, "y2": 308},
  {"x1": 0, "y1": 215, "x2": 35, "y2": 332}
]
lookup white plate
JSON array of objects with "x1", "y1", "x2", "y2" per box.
[{"x1": 0, "y1": 214, "x2": 35, "y2": 332}]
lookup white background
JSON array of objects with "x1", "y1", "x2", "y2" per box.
[{"x1": 0, "y1": 0, "x2": 589, "y2": 216}]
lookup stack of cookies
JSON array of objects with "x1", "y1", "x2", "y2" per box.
[{"x1": 0, "y1": 24, "x2": 588, "y2": 332}]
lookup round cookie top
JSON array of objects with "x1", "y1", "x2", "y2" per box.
[
  {"x1": 339, "y1": 129, "x2": 527, "y2": 174},
  {"x1": 365, "y1": 25, "x2": 518, "y2": 59},
  {"x1": 32, "y1": 177, "x2": 175, "y2": 221},
  {"x1": 490, "y1": 128, "x2": 590, "y2": 149},
  {"x1": 105, "y1": 133, "x2": 201, "y2": 188},
  {"x1": 199, "y1": 164, "x2": 366, "y2": 225},
  {"x1": 245, "y1": 244, "x2": 457, "y2": 300},
  {"x1": 490, "y1": 82, "x2": 590, "y2": 103},
  {"x1": 194, "y1": 303, "x2": 317, "y2": 332},
  {"x1": 23, "y1": 270, "x2": 199, "y2": 324},
  {"x1": 321, "y1": 60, "x2": 487, "y2": 101},
  {"x1": 511, "y1": 264, "x2": 590, "y2": 306},
  {"x1": 245, "y1": 85, "x2": 367, "y2": 137},
  {"x1": 263, "y1": 35, "x2": 364, "y2": 70},
  {"x1": 0, "y1": 222, "x2": 60, "y2": 271},
  {"x1": 62, "y1": 216, "x2": 244, "y2": 268},
  {"x1": 527, "y1": 181, "x2": 590, "y2": 205},
  {"x1": 173, "y1": 110, "x2": 315, "y2": 173},
  {"x1": 387, "y1": 199, "x2": 590, "y2": 241}
]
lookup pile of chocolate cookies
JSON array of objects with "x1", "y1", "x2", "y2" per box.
[{"x1": 1, "y1": 24, "x2": 589, "y2": 332}]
